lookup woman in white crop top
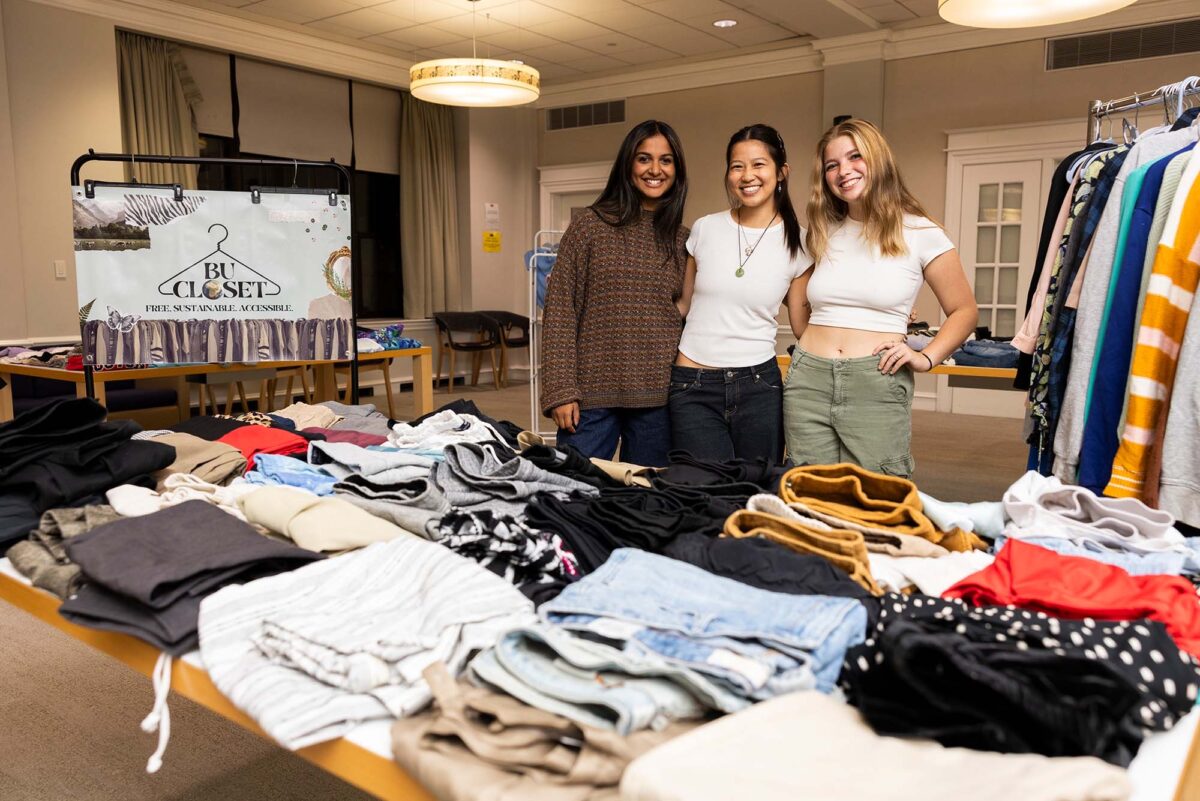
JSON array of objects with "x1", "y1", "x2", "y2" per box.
[
  {"x1": 672, "y1": 124, "x2": 813, "y2": 463},
  {"x1": 782, "y1": 119, "x2": 977, "y2": 477}
]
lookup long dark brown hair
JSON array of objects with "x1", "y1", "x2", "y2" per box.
[{"x1": 592, "y1": 119, "x2": 688, "y2": 264}]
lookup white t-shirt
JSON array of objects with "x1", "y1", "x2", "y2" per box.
[
  {"x1": 680, "y1": 210, "x2": 814, "y2": 367},
  {"x1": 806, "y1": 214, "x2": 955, "y2": 335}
]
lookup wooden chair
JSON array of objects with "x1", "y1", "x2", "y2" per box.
[
  {"x1": 432, "y1": 311, "x2": 502, "y2": 392},
  {"x1": 265, "y1": 366, "x2": 314, "y2": 411},
  {"x1": 333, "y1": 358, "x2": 398, "y2": 418},
  {"x1": 479, "y1": 310, "x2": 530, "y2": 387}
]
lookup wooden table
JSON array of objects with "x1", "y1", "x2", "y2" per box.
[
  {"x1": 2, "y1": 561, "x2": 1198, "y2": 801},
  {"x1": 0, "y1": 565, "x2": 434, "y2": 801},
  {"x1": 0, "y1": 347, "x2": 434, "y2": 423}
]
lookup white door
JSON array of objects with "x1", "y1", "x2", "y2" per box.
[
  {"x1": 550, "y1": 190, "x2": 598, "y2": 232},
  {"x1": 949, "y1": 160, "x2": 1045, "y2": 417}
]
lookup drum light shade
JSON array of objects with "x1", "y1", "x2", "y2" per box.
[
  {"x1": 409, "y1": 58, "x2": 540, "y2": 107},
  {"x1": 938, "y1": 0, "x2": 1137, "y2": 28}
]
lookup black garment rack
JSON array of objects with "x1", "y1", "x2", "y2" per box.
[{"x1": 69, "y1": 150, "x2": 360, "y2": 404}]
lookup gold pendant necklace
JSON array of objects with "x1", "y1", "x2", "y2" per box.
[{"x1": 736, "y1": 209, "x2": 778, "y2": 278}]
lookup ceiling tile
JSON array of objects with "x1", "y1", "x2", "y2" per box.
[
  {"x1": 572, "y1": 31, "x2": 657, "y2": 55},
  {"x1": 483, "y1": 1, "x2": 572, "y2": 27},
  {"x1": 306, "y1": 7, "x2": 414, "y2": 35},
  {"x1": 559, "y1": 53, "x2": 629, "y2": 71},
  {"x1": 712, "y1": 23, "x2": 801, "y2": 47},
  {"x1": 240, "y1": 0, "x2": 363, "y2": 24},
  {"x1": 431, "y1": 14, "x2": 515, "y2": 37},
  {"x1": 526, "y1": 17, "x2": 611, "y2": 39},
  {"x1": 534, "y1": 62, "x2": 583, "y2": 81},
  {"x1": 478, "y1": 29, "x2": 557, "y2": 51},
  {"x1": 533, "y1": 0, "x2": 628, "y2": 13},
  {"x1": 373, "y1": 22, "x2": 462, "y2": 47},
  {"x1": 899, "y1": 0, "x2": 939, "y2": 16},
  {"x1": 368, "y1": 0, "x2": 463, "y2": 24},
  {"x1": 859, "y1": 4, "x2": 916, "y2": 23},
  {"x1": 844, "y1": 0, "x2": 884, "y2": 7},
  {"x1": 522, "y1": 41, "x2": 594, "y2": 62},
  {"x1": 640, "y1": 0, "x2": 741, "y2": 20},
  {"x1": 635, "y1": 22, "x2": 733, "y2": 57},
  {"x1": 614, "y1": 45, "x2": 680, "y2": 65},
  {"x1": 174, "y1": 0, "x2": 259, "y2": 7},
  {"x1": 585, "y1": 4, "x2": 675, "y2": 28}
]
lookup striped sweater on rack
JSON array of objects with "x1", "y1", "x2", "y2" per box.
[{"x1": 1106, "y1": 152, "x2": 1200, "y2": 500}]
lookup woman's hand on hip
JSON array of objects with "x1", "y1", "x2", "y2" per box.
[
  {"x1": 552, "y1": 401, "x2": 581, "y2": 433},
  {"x1": 873, "y1": 340, "x2": 930, "y2": 374}
]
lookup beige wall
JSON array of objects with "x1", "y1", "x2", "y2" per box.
[
  {"x1": 538, "y1": 72, "x2": 826, "y2": 227},
  {"x1": 883, "y1": 39, "x2": 1200, "y2": 326},
  {"x1": 460, "y1": 106, "x2": 538, "y2": 315},
  {"x1": 1, "y1": 0, "x2": 123, "y2": 340},
  {"x1": 883, "y1": 39, "x2": 1200, "y2": 223},
  {"x1": 0, "y1": 0, "x2": 28, "y2": 340}
]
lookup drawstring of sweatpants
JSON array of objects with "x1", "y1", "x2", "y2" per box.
[{"x1": 141, "y1": 652, "x2": 173, "y2": 773}]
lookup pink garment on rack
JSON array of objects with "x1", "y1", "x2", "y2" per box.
[{"x1": 1012, "y1": 175, "x2": 1079, "y2": 354}]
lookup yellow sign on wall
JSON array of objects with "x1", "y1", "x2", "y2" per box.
[{"x1": 482, "y1": 230, "x2": 501, "y2": 253}]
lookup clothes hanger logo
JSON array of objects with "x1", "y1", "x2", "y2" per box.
[{"x1": 156, "y1": 223, "x2": 282, "y2": 304}]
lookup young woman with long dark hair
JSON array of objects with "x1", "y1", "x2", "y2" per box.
[
  {"x1": 539, "y1": 120, "x2": 690, "y2": 466},
  {"x1": 672, "y1": 123, "x2": 811, "y2": 463}
]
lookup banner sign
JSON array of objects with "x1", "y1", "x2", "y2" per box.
[{"x1": 72, "y1": 185, "x2": 353, "y2": 365}]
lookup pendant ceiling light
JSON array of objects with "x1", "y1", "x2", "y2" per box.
[
  {"x1": 938, "y1": 0, "x2": 1136, "y2": 28},
  {"x1": 408, "y1": 0, "x2": 540, "y2": 107}
]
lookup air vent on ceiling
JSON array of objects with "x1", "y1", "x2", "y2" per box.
[
  {"x1": 1047, "y1": 18, "x2": 1200, "y2": 70},
  {"x1": 546, "y1": 100, "x2": 626, "y2": 131}
]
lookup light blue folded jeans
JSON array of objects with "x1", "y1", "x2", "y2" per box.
[
  {"x1": 469, "y1": 623, "x2": 715, "y2": 734},
  {"x1": 538, "y1": 549, "x2": 867, "y2": 695}
]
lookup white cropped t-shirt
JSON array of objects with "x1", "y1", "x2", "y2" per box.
[
  {"x1": 806, "y1": 214, "x2": 955, "y2": 334},
  {"x1": 680, "y1": 211, "x2": 813, "y2": 367}
]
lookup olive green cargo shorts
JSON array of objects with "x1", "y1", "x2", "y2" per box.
[{"x1": 782, "y1": 348, "x2": 915, "y2": 478}]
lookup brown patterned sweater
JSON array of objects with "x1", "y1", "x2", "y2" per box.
[{"x1": 540, "y1": 209, "x2": 688, "y2": 415}]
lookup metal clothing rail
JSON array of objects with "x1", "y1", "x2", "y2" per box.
[
  {"x1": 69, "y1": 150, "x2": 360, "y2": 403},
  {"x1": 528, "y1": 229, "x2": 562, "y2": 441},
  {"x1": 1088, "y1": 76, "x2": 1200, "y2": 143}
]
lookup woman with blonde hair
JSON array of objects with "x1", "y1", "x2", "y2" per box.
[{"x1": 782, "y1": 119, "x2": 977, "y2": 477}]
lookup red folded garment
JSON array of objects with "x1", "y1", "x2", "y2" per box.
[
  {"x1": 300, "y1": 427, "x2": 388, "y2": 447},
  {"x1": 944, "y1": 538, "x2": 1200, "y2": 657},
  {"x1": 217, "y1": 425, "x2": 308, "y2": 471}
]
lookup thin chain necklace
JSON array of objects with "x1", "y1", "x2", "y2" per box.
[{"x1": 735, "y1": 208, "x2": 778, "y2": 277}]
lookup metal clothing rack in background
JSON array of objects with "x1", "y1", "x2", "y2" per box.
[
  {"x1": 69, "y1": 150, "x2": 360, "y2": 403},
  {"x1": 1088, "y1": 76, "x2": 1200, "y2": 144},
  {"x1": 528, "y1": 229, "x2": 562, "y2": 441}
]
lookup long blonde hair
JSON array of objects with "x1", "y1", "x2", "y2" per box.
[{"x1": 806, "y1": 119, "x2": 935, "y2": 262}]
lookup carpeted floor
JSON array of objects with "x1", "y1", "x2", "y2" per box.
[{"x1": 0, "y1": 380, "x2": 1029, "y2": 800}]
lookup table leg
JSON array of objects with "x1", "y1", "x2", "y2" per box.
[
  {"x1": 312, "y1": 364, "x2": 337, "y2": 403},
  {"x1": 0, "y1": 371, "x2": 13, "y2": 422},
  {"x1": 176, "y1": 377, "x2": 190, "y2": 421},
  {"x1": 78, "y1": 380, "x2": 107, "y2": 409},
  {"x1": 412, "y1": 351, "x2": 434, "y2": 417}
]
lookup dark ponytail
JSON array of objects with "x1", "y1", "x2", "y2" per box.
[{"x1": 725, "y1": 123, "x2": 802, "y2": 260}]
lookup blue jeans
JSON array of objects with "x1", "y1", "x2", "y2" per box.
[
  {"x1": 540, "y1": 548, "x2": 867, "y2": 695},
  {"x1": 668, "y1": 357, "x2": 784, "y2": 464},
  {"x1": 556, "y1": 406, "x2": 671, "y2": 467}
]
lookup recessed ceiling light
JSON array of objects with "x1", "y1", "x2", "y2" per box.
[{"x1": 712, "y1": 19, "x2": 737, "y2": 28}]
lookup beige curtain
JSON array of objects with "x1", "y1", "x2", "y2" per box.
[
  {"x1": 117, "y1": 31, "x2": 202, "y2": 187},
  {"x1": 400, "y1": 92, "x2": 462, "y2": 318}
]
